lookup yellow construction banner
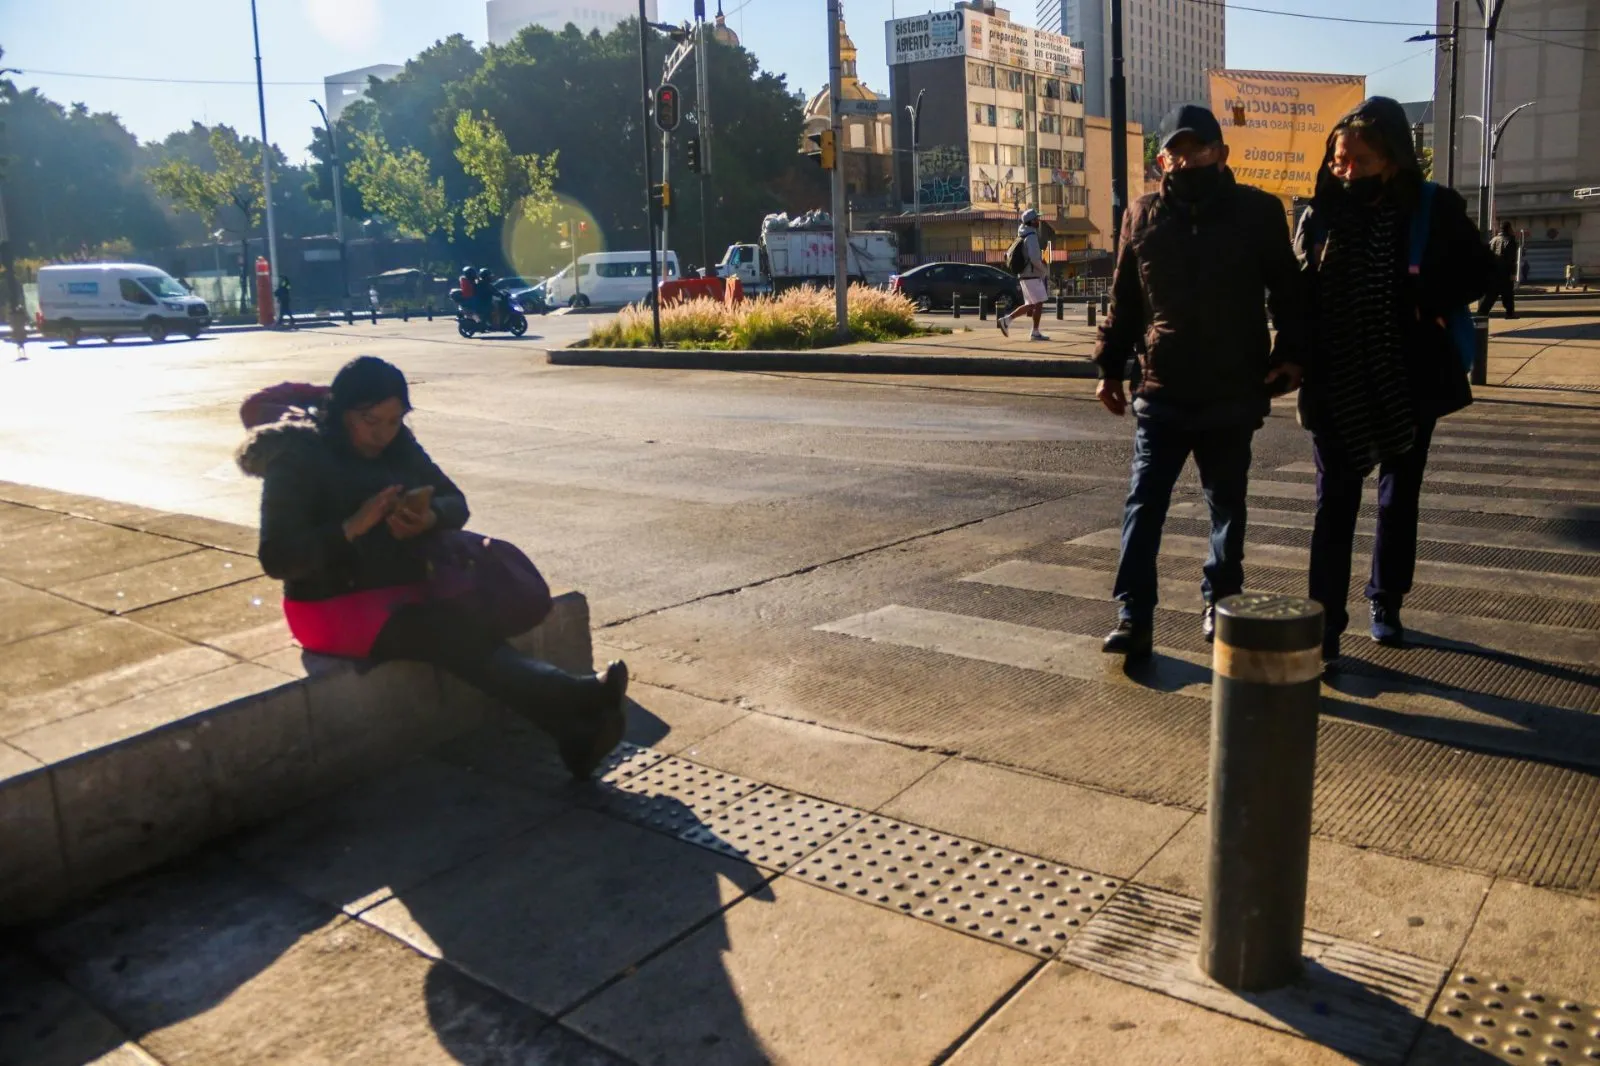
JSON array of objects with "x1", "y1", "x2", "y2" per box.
[{"x1": 1208, "y1": 70, "x2": 1366, "y2": 200}]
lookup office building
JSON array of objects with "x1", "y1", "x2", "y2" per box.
[
  {"x1": 1037, "y1": 0, "x2": 1224, "y2": 127},
  {"x1": 1437, "y1": 0, "x2": 1599, "y2": 279},
  {"x1": 884, "y1": 2, "x2": 1091, "y2": 266},
  {"x1": 324, "y1": 64, "x2": 404, "y2": 123},
  {"x1": 487, "y1": 0, "x2": 656, "y2": 47}
]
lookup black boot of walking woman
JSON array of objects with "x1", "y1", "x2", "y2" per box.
[{"x1": 477, "y1": 648, "x2": 629, "y2": 779}]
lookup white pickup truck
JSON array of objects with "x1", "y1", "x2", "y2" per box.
[{"x1": 717, "y1": 212, "x2": 898, "y2": 294}]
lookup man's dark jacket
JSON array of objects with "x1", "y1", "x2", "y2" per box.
[
  {"x1": 237, "y1": 417, "x2": 469, "y2": 601},
  {"x1": 1094, "y1": 168, "x2": 1308, "y2": 418}
]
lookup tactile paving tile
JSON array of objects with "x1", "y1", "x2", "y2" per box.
[
  {"x1": 1061, "y1": 883, "x2": 1447, "y2": 1066},
  {"x1": 592, "y1": 753, "x2": 763, "y2": 836},
  {"x1": 1410, "y1": 972, "x2": 1600, "y2": 1065},
  {"x1": 594, "y1": 742, "x2": 667, "y2": 785},
  {"x1": 678, "y1": 787, "x2": 867, "y2": 871},
  {"x1": 788, "y1": 814, "x2": 1120, "y2": 958}
]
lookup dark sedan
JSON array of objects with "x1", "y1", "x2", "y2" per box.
[{"x1": 890, "y1": 263, "x2": 1023, "y2": 313}]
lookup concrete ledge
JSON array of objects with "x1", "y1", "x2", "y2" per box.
[
  {"x1": 0, "y1": 591, "x2": 590, "y2": 924},
  {"x1": 550, "y1": 347, "x2": 1102, "y2": 377}
]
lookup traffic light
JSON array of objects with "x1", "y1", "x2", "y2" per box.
[
  {"x1": 685, "y1": 136, "x2": 702, "y2": 174},
  {"x1": 651, "y1": 182, "x2": 674, "y2": 213},
  {"x1": 557, "y1": 221, "x2": 571, "y2": 240},
  {"x1": 804, "y1": 129, "x2": 836, "y2": 170},
  {"x1": 654, "y1": 84, "x2": 681, "y2": 133}
]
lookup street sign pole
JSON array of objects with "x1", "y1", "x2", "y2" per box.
[
  {"x1": 1109, "y1": 0, "x2": 1129, "y2": 254},
  {"x1": 638, "y1": 2, "x2": 662, "y2": 346},
  {"x1": 827, "y1": 0, "x2": 849, "y2": 341}
]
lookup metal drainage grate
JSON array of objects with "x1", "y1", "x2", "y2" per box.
[
  {"x1": 592, "y1": 754, "x2": 764, "y2": 836},
  {"x1": 1060, "y1": 883, "x2": 1447, "y2": 1066},
  {"x1": 1410, "y1": 972, "x2": 1600, "y2": 1066},
  {"x1": 788, "y1": 815, "x2": 1119, "y2": 959},
  {"x1": 678, "y1": 788, "x2": 867, "y2": 871}
]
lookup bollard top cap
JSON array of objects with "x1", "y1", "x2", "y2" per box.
[{"x1": 1215, "y1": 593, "x2": 1324, "y2": 653}]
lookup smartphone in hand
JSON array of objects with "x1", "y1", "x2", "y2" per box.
[{"x1": 401, "y1": 485, "x2": 435, "y2": 513}]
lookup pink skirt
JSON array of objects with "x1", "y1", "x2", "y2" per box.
[{"x1": 282, "y1": 582, "x2": 431, "y2": 659}]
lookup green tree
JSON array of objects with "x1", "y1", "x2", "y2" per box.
[
  {"x1": 453, "y1": 110, "x2": 559, "y2": 236},
  {"x1": 345, "y1": 128, "x2": 453, "y2": 239},
  {"x1": 148, "y1": 126, "x2": 268, "y2": 241},
  {"x1": 1419, "y1": 145, "x2": 1434, "y2": 181}
]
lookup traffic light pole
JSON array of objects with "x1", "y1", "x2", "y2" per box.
[
  {"x1": 638, "y1": 2, "x2": 663, "y2": 346},
  {"x1": 696, "y1": 15, "x2": 713, "y2": 274},
  {"x1": 1109, "y1": 0, "x2": 1129, "y2": 254},
  {"x1": 826, "y1": 0, "x2": 849, "y2": 341}
]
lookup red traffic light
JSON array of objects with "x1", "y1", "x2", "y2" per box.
[{"x1": 654, "y1": 84, "x2": 681, "y2": 133}]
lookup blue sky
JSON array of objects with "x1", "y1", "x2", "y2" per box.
[{"x1": 3, "y1": 0, "x2": 1442, "y2": 163}]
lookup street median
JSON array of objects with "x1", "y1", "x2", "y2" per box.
[{"x1": 549, "y1": 345, "x2": 1102, "y2": 377}]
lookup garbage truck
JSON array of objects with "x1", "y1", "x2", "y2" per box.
[{"x1": 716, "y1": 211, "x2": 898, "y2": 294}]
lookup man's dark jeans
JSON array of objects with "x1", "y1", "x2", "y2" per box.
[
  {"x1": 1113, "y1": 415, "x2": 1254, "y2": 625},
  {"x1": 1308, "y1": 419, "x2": 1436, "y2": 638}
]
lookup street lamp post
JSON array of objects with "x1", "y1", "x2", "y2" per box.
[
  {"x1": 1461, "y1": 101, "x2": 1535, "y2": 230},
  {"x1": 249, "y1": 0, "x2": 280, "y2": 296},
  {"x1": 310, "y1": 99, "x2": 349, "y2": 298},
  {"x1": 1476, "y1": 0, "x2": 1506, "y2": 239},
  {"x1": 1406, "y1": 1, "x2": 1460, "y2": 187},
  {"x1": 905, "y1": 88, "x2": 925, "y2": 264}
]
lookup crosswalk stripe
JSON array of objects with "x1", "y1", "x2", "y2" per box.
[
  {"x1": 1421, "y1": 452, "x2": 1597, "y2": 473},
  {"x1": 1433, "y1": 436, "x2": 1600, "y2": 459},
  {"x1": 1247, "y1": 480, "x2": 1599, "y2": 522},
  {"x1": 961, "y1": 560, "x2": 1600, "y2": 667},
  {"x1": 815, "y1": 604, "x2": 1600, "y2": 759},
  {"x1": 1168, "y1": 502, "x2": 1599, "y2": 556},
  {"x1": 1068, "y1": 528, "x2": 1600, "y2": 601},
  {"x1": 1276, "y1": 462, "x2": 1600, "y2": 494}
]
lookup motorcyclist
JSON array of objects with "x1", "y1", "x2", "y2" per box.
[{"x1": 477, "y1": 268, "x2": 501, "y2": 328}]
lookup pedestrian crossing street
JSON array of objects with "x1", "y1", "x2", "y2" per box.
[{"x1": 813, "y1": 405, "x2": 1600, "y2": 769}]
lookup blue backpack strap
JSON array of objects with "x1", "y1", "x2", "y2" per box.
[{"x1": 1408, "y1": 181, "x2": 1436, "y2": 275}]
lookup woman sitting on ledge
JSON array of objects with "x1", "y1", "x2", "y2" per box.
[{"x1": 237, "y1": 355, "x2": 626, "y2": 778}]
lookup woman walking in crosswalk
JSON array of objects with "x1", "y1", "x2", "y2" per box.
[{"x1": 1294, "y1": 97, "x2": 1494, "y2": 670}]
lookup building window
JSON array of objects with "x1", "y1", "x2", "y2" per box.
[
  {"x1": 1063, "y1": 116, "x2": 1083, "y2": 137},
  {"x1": 1068, "y1": 82, "x2": 1084, "y2": 104},
  {"x1": 972, "y1": 104, "x2": 996, "y2": 126},
  {"x1": 1001, "y1": 144, "x2": 1026, "y2": 167},
  {"x1": 1065, "y1": 185, "x2": 1088, "y2": 206},
  {"x1": 1063, "y1": 151, "x2": 1084, "y2": 171},
  {"x1": 1002, "y1": 68, "x2": 1025, "y2": 93},
  {"x1": 971, "y1": 141, "x2": 996, "y2": 165},
  {"x1": 1005, "y1": 182, "x2": 1028, "y2": 206},
  {"x1": 968, "y1": 61, "x2": 995, "y2": 88},
  {"x1": 1039, "y1": 184, "x2": 1063, "y2": 205},
  {"x1": 1039, "y1": 114, "x2": 1059, "y2": 134},
  {"x1": 1039, "y1": 148, "x2": 1063, "y2": 169},
  {"x1": 1042, "y1": 78, "x2": 1062, "y2": 100},
  {"x1": 1000, "y1": 106, "x2": 1025, "y2": 130}
]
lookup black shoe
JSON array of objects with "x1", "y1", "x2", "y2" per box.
[
  {"x1": 1201, "y1": 604, "x2": 1217, "y2": 644},
  {"x1": 479, "y1": 650, "x2": 628, "y2": 779},
  {"x1": 1369, "y1": 600, "x2": 1404, "y2": 647},
  {"x1": 1321, "y1": 634, "x2": 1341, "y2": 675},
  {"x1": 1102, "y1": 620, "x2": 1153, "y2": 658},
  {"x1": 559, "y1": 661, "x2": 628, "y2": 780}
]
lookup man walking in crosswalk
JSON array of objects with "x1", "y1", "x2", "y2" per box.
[{"x1": 1094, "y1": 104, "x2": 1308, "y2": 657}]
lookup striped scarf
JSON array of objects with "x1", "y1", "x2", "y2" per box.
[{"x1": 1315, "y1": 197, "x2": 1417, "y2": 466}]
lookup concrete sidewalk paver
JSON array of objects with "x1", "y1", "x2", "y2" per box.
[
  {"x1": 358, "y1": 807, "x2": 771, "y2": 1017},
  {"x1": 567, "y1": 875, "x2": 1038, "y2": 1066},
  {"x1": 0, "y1": 576, "x2": 100, "y2": 644},
  {"x1": 1455, "y1": 881, "x2": 1600, "y2": 1003},
  {"x1": 0, "y1": 951, "x2": 159, "y2": 1066},
  {"x1": 1138, "y1": 817, "x2": 1492, "y2": 964},
  {"x1": 948, "y1": 963, "x2": 1370, "y2": 1065},
  {"x1": 0, "y1": 517, "x2": 196, "y2": 587},
  {"x1": 53, "y1": 548, "x2": 261, "y2": 614},
  {"x1": 878, "y1": 756, "x2": 1193, "y2": 880}
]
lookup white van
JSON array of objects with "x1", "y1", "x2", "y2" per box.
[
  {"x1": 37, "y1": 263, "x2": 211, "y2": 345},
  {"x1": 543, "y1": 251, "x2": 679, "y2": 309}
]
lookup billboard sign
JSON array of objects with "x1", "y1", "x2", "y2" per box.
[
  {"x1": 887, "y1": 10, "x2": 965, "y2": 66},
  {"x1": 1208, "y1": 69, "x2": 1366, "y2": 199},
  {"x1": 889, "y1": 10, "x2": 1084, "y2": 77}
]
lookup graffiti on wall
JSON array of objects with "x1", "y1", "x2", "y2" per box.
[{"x1": 917, "y1": 144, "x2": 970, "y2": 206}]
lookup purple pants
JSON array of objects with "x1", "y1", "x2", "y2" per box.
[{"x1": 1308, "y1": 420, "x2": 1435, "y2": 638}]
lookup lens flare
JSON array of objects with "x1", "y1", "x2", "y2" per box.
[{"x1": 502, "y1": 195, "x2": 605, "y2": 287}]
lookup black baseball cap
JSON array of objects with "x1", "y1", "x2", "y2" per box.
[{"x1": 1159, "y1": 104, "x2": 1224, "y2": 149}]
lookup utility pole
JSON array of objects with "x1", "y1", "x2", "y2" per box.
[
  {"x1": 906, "y1": 89, "x2": 925, "y2": 264},
  {"x1": 1446, "y1": 1, "x2": 1460, "y2": 188},
  {"x1": 826, "y1": 0, "x2": 849, "y2": 341},
  {"x1": 249, "y1": 0, "x2": 280, "y2": 295},
  {"x1": 310, "y1": 99, "x2": 348, "y2": 298},
  {"x1": 1108, "y1": 0, "x2": 1129, "y2": 254},
  {"x1": 1477, "y1": 0, "x2": 1505, "y2": 237},
  {"x1": 695, "y1": 10, "x2": 713, "y2": 274},
  {"x1": 639, "y1": 3, "x2": 662, "y2": 346}
]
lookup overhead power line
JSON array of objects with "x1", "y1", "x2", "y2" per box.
[{"x1": 13, "y1": 67, "x2": 329, "y2": 86}]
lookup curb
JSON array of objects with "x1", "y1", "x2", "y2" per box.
[{"x1": 549, "y1": 347, "x2": 1102, "y2": 377}]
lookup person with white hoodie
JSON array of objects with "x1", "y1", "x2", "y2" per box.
[{"x1": 997, "y1": 208, "x2": 1050, "y2": 341}]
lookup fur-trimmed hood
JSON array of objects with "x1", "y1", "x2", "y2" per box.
[{"x1": 235, "y1": 415, "x2": 323, "y2": 479}]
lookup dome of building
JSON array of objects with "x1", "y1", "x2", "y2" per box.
[
  {"x1": 711, "y1": 2, "x2": 740, "y2": 47},
  {"x1": 803, "y1": 11, "x2": 881, "y2": 121}
]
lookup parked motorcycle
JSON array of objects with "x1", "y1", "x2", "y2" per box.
[{"x1": 449, "y1": 288, "x2": 532, "y2": 338}]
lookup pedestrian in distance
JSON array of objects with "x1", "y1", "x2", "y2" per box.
[
  {"x1": 1478, "y1": 220, "x2": 1519, "y2": 319},
  {"x1": 274, "y1": 275, "x2": 295, "y2": 329},
  {"x1": 1294, "y1": 97, "x2": 1494, "y2": 670},
  {"x1": 1094, "y1": 103, "x2": 1309, "y2": 658},
  {"x1": 996, "y1": 208, "x2": 1051, "y2": 341},
  {"x1": 9, "y1": 305, "x2": 28, "y2": 362}
]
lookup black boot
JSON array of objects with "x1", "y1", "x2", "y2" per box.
[
  {"x1": 1102, "y1": 619, "x2": 1153, "y2": 658},
  {"x1": 478, "y1": 648, "x2": 628, "y2": 779}
]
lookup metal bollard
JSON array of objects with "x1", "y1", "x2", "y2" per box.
[
  {"x1": 1099, "y1": 293, "x2": 1109, "y2": 315},
  {"x1": 1056, "y1": 293, "x2": 1065, "y2": 320},
  {"x1": 1087, "y1": 302, "x2": 1096, "y2": 328},
  {"x1": 370, "y1": 307, "x2": 378, "y2": 325},
  {"x1": 952, "y1": 293, "x2": 962, "y2": 319},
  {"x1": 344, "y1": 307, "x2": 353, "y2": 325},
  {"x1": 1200, "y1": 593, "x2": 1324, "y2": 992},
  {"x1": 402, "y1": 306, "x2": 410, "y2": 323},
  {"x1": 979, "y1": 294, "x2": 989, "y2": 321},
  {"x1": 1472, "y1": 315, "x2": 1489, "y2": 386},
  {"x1": 427, "y1": 304, "x2": 434, "y2": 322}
]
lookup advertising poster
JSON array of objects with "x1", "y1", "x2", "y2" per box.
[{"x1": 1208, "y1": 69, "x2": 1366, "y2": 199}]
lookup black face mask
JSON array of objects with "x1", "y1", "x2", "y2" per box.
[
  {"x1": 1168, "y1": 165, "x2": 1222, "y2": 202},
  {"x1": 1341, "y1": 174, "x2": 1387, "y2": 202}
]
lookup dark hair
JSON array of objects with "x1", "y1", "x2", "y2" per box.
[
  {"x1": 324, "y1": 356, "x2": 411, "y2": 430},
  {"x1": 1312, "y1": 96, "x2": 1424, "y2": 212}
]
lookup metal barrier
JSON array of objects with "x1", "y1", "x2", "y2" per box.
[{"x1": 1200, "y1": 593, "x2": 1324, "y2": 991}]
